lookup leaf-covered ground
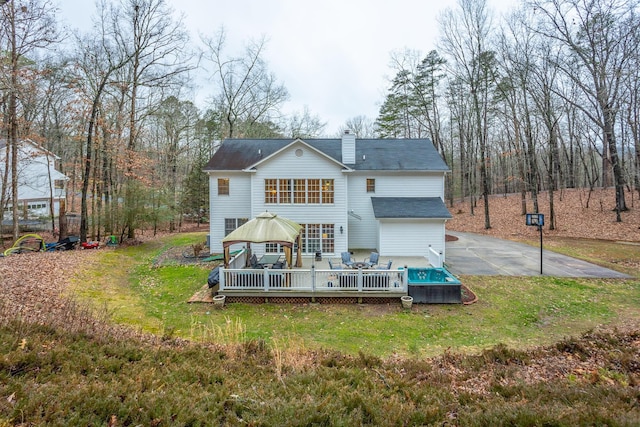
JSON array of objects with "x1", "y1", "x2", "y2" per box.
[
  {"x1": 447, "y1": 187, "x2": 640, "y2": 242},
  {"x1": 0, "y1": 250, "x2": 96, "y2": 326}
]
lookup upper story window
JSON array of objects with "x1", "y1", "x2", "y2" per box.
[
  {"x1": 218, "y1": 178, "x2": 229, "y2": 195},
  {"x1": 307, "y1": 179, "x2": 320, "y2": 204},
  {"x1": 264, "y1": 178, "x2": 334, "y2": 205},
  {"x1": 322, "y1": 179, "x2": 334, "y2": 204},
  {"x1": 265, "y1": 179, "x2": 277, "y2": 203},
  {"x1": 294, "y1": 179, "x2": 306, "y2": 204},
  {"x1": 279, "y1": 179, "x2": 291, "y2": 204},
  {"x1": 366, "y1": 178, "x2": 375, "y2": 193}
]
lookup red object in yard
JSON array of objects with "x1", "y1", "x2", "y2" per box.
[{"x1": 81, "y1": 241, "x2": 100, "y2": 249}]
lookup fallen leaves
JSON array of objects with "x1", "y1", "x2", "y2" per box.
[
  {"x1": 0, "y1": 250, "x2": 98, "y2": 327},
  {"x1": 447, "y1": 188, "x2": 640, "y2": 242}
]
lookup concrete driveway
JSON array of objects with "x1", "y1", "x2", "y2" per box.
[{"x1": 445, "y1": 231, "x2": 632, "y2": 278}]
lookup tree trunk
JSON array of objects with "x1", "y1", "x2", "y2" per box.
[
  {"x1": 603, "y1": 108, "x2": 627, "y2": 221},
  {"x1": 58, "y1": 198, "x2": 67, "y2": 240},
  {"x1": 0, "y1": 137, "x2": 10, "y2": 245},
  {"x1": 81, "y1": 72, "x2": 114, "y2": 242},
  {"x1": 9, "y1": 18, "x2": 19, "y2": 241}
]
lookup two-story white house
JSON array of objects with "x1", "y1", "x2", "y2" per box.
[
  {"x1": 204, "y1": 131, "x2": 452, "y2": 261},
  {"x1": 0, "y1": 139, "x2": 68, "y2": 220}
]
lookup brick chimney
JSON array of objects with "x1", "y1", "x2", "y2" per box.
[{"x1": 341, "y1": 129, "x2": 356, "y2": 164}]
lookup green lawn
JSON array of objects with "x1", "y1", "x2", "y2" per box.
[
  {"x1": 72, "y1": 232, "x2": 640, "y2": 358},
  {"x1": 5, "y1": 232, "x2": 639, "y2": 425}
]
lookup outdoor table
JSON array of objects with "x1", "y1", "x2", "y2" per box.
[
  {"x1": 350, "y1": 261, "x2": 369, "y2": 269},
  {"x1": 257, "y1": 254, "x2": 282, "y2": 268}
]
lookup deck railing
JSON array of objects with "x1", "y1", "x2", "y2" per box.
[
  {"x1": 428, "y1": 245, "x2": 443, "y2": 268},
  {"x1": 228, "y1": 249, "x2": 247, "y2": 269},
  {"x1": 219, "y1": 266, "x2": 408, "y2": 293}
]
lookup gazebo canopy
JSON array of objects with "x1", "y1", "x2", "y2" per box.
[{"x1": 222, "y1": 212, "x2": 303, "y2": 267}]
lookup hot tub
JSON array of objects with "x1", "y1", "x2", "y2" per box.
[{"x1": 407, "y1": 267, "x2": 462, "y2": 303}]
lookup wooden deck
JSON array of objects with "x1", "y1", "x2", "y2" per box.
[
  {"x1": 217, "y1": 266, "x2": 409, "y2": 299},
  {"x1": 214, "y1": 249, "x2": 437, "y2": 302}
]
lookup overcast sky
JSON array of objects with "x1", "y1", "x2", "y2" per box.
[{"x1": 58, "y1": 0, "x2": 517, "y2": 136}]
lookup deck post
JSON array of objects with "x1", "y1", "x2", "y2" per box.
[
  {"x1": 357, "y1": 268, "x2": 363, "y2": 292},
  {"x1": 219, "y1": 267, "x2": 225, "y2": 290},
  {"x1": 263, "y1": 268, "x2": 269, "y2": 291},
  {"x1": 403, "y1": 266, "x2": 409, "y2": 291}
]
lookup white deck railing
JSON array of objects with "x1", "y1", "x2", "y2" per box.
[
  {"x1": 219, "y1": 267, "x2": 408, "y2": 293},
  {"x1": 228, "y1": 249, "x2": 247, "y2": 269},
  {"x1": 428, "y1": 246, "x2": 443, "y2": 268}
]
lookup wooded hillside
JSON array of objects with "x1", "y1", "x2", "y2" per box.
[{"x1": 447, "y1": 187, "x2": 640, "y2": 242}]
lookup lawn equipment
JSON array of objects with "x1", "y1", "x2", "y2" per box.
[
  {"x1": 3, "y1": 234, "x2": 47, "y2": 256},
  {"x1": 46, "y1": 236, "x2": 80, "y2": 251},
  {"x1": 81, "y1": 241, "x2": 100, "y2": 249}
]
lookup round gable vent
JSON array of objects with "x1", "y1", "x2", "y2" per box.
[{"x1": 295, "y1": 148, "x2": 303, "y2": 157}]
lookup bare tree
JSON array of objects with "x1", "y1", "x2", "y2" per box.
[
  {"x1": 623, "y1": 27, "x2": 640, "y2": 202},
  {"x1": 71, "y1": 1, "x2": 133, "y2": 243},
  {"x1": 149, "y1": 95, "x2": 199, "y2": 232},
  {"x1": 110, "y1": 0, "x2": 194, "y2": 239},
  {"x1": 528, "y1": 0, "x2": 639, "y2": 221},
  {"x1": 283, "y1": 106, "x2": 326, "y2": 138},
  {"x1": 202, "y1": 28, "x2": 289, "y2": 139},
  {"x1": 340, "y1": 115, "x2": 375, "y2": 138},
  {"x1": 0, "y1": 0, "x2": 58, "y2": 240},
  {"x1": 440, "y1": 0, "x2": 497, "y2": 229},
  {"x1": 495, "y1": 9, "x2": 539, "y2": 216}
]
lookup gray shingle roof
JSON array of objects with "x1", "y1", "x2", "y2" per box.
[
  {"x1": 371, "y1": 197, "x2": 452, "y2": 219},
  {"x1": 203, "y1": 138, "x2": 450, "y2": 172}
]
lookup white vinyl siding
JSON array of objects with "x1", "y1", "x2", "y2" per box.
[
  {"x1": 0, "y1": 140, "x2": 68, "y2": 218},
  {"x1": 378, "y1": 219, "x2": 445, "y2": 258},
  {"x1": 346, "y1": 172, "x2": 445, "y2": 250},
  {"x1": 209, "y1": 172, "x2": 251, "y2": 252},
  {"x1": 251, "y1": 142, "x2": 347, "y2": 255}
]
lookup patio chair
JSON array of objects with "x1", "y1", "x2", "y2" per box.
[
  {"x1": 328, "y1": 259, "x2": 343, "y2": 270},
  {"x1": 340, "y1": 251, "x2": 354, "y2": 268},
  {"x1": 376, "y1": 259, "x2": 393, "y2": 270},
  {"x1": 250, "y1": 254, "x2": 262, "y2": 269},
  {"x1": 364, "y1": 252, "x2": 379, "y2": 268}
]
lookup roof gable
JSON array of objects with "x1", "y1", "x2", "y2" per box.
[
  {"x1": 242, "y1": 139, "x2": 349, "y2": 171},
  {"x1": 0, "y1": 138, "x2": 60, "y2": 160}
]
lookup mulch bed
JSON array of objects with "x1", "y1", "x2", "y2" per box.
[{"x1": 461, "y1": 284, "x2": 478, "y2": 304}]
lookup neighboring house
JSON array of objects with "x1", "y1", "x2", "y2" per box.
[
  {"x1": 204, "y1": 130, "x2": 452, "y2": 260},
  {"x1": 0, "y1": 139, "x2": 68, "y2": 220}
]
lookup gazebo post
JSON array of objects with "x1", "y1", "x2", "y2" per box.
[
  {"x1": 223, "y1": 245, "x2": 230, "y2": 268},
  {"x1": 245, "y1": 243, "x2": 252, "y2": 268},
  {"x1": 295, "y1": 233, "x2": 302, "y2": 267}
]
